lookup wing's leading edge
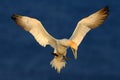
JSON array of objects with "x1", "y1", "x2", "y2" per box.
[
  {"x1": 11, "y1": 14, "x2": 57, "y2": 48},
  {"x1": 70, "y1": 6, "x2": 109, "y2": 46},
  {"x1": 70, "y1": 6, "x2": 109, "y2": 59}
]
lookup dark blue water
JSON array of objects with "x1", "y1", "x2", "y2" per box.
[{"x1": 0, "y1": 0, "x2": 120, "y2": 80}]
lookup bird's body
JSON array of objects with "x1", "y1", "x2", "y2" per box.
[
  {"x1": 11, "y1": 6, "x2": 109, "y2": 73},
  {"x1": 55, "y1": 39, "x2": 68, "y2": 55},
  {"x1": 50, "y1": 39, "x2": 78, "y2": 72}
]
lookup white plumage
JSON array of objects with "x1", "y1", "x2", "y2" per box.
[
  {"x1": 11, "y1": 6, "x2": 109, "y2": 73},
  {"x1": 30, "y1": 29, "x2": 49, "y2": 47}
]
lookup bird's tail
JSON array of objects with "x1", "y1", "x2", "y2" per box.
[{"x1": 50, "y1": 56, "x2": 66, "y2": 73}]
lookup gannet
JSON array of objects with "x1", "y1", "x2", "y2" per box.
[{"x1": 11, "y1": 6, "x2": 109, "y2": 73}]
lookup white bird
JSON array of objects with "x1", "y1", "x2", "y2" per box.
[{"x1": 11, "y1": 6, "x2": 109, "y2": 73}]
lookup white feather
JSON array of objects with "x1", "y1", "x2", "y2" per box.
[
  {"x1": 70, "y1": 24, "x2": 91, "y2": 46},
  {"x1": 30, "y1": 29, "x2": 49, "y2": 47},
  {"x1": 70, "y1": 6, "x2": 109, "y2": 46},
  {"x1": 50, "y1": 57, "x2": 66, "y2": 73},
  {"x1": 12, "y1": 6, "x2": 109, "y2": 73}
]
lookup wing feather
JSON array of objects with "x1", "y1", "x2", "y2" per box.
[
  {"x1": 29, "y1": 21, "x2": 57, "y2": 48},
  {"x1": 12, "y1": 15, "x2": 57, "y2": 48},
  {"x1": 70, "y1": 6, "x2": 109, "y2": 46}
]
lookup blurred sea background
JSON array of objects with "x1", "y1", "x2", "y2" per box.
[{"x1": 0, "y1": 0, "x2": 120, "y2": 80}]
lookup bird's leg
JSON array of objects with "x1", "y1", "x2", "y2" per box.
[
  {"x1": 63, "y1": 56, "x2": 70, "y2": 61},
  {"x1": 51, "y1": 53, "x2": 58, "y2": 57},
  {"x1": 51, "y1": 53, "x2": 70, "y2": 60}
]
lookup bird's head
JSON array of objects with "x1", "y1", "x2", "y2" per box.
[{"x1": 11, "y1": 14, "x2": 40, "y2": 31}]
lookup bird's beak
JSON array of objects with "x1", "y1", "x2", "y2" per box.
[
  {"x1": 71, "y1": 48, "x2": 77, "y2": 59},
  {"x1": 68, "y1": 40, "x2": 78, "y2": 59}
]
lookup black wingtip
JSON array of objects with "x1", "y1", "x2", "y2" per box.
[
  {"x1": 100, "y1": 6, "x2": 109, "y2": 16},
  {"x1": 11, "y1": 14, "x2": 16, "y2": 20},
  {"x1": 11, "y1": 14, "x2": 21, "y2": 20},
  {"x1": 104, "y1": 6, "x2": 109, "y2": 12}
]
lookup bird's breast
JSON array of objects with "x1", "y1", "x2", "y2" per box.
[{"x1": 56, "y1": 45, "x2": 67, "y2": 55}]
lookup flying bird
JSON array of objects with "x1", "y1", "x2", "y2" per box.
[{"x1": 11, "y1": 6, "x2": 109, "y2": 73}]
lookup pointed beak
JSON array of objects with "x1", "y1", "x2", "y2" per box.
[
  {"x1": 68, "y1": 40, "x2": 78, "y2": 59},
  {"x1": 71, "y1": 48, "x2": 77, "y2": 59}
]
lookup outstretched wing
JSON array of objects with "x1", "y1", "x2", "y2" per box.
[
  {"x1": 12, "y1": 14, "x2": 56, "y2": 48},
  {"x1": 70, "y1": 6, "x2": 109, "y2": 46}
]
